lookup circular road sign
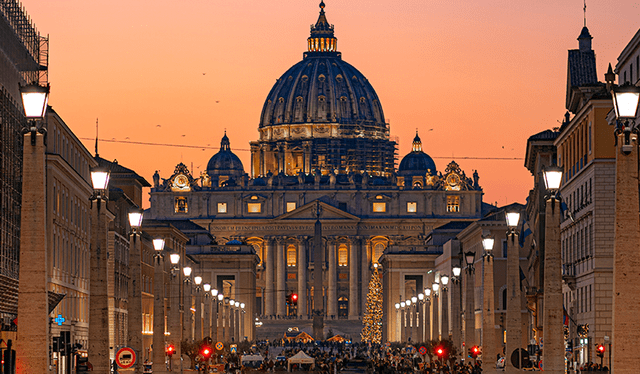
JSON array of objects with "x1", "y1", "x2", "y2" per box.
[
  {"x1": 419, "y1": 346, "x2": 427, "y2": 355},
  {"x1": 115, "y1": 347, "x2": 136, "y2": 369},
  {"x1": 215, "y1": 342, "x2": 224, "y2": 351}
]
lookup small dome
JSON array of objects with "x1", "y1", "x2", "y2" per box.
[
  {"x1": 398, "y1": 132, "x2": 436, "y2": 175},
  {"x1": 207, "y1": 134, "x2": 245, "y2": 177}
]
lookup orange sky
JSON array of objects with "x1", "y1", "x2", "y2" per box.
[{"x1": 22, "y1": 0, "x2": 640, "y2": 208}]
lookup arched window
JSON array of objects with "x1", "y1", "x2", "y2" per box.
[
  {"x1": 287, "y1": 245, "x2": 297, "y2": 267},
  {"x1": 373, "y1": 243, "x2": 385, "y2": 264},
  {"x1": 338, "y1": 244, "x2": 348, "y2": 266},
  {"x1": 338, "y1": 297, "x2": 348, "y2": 318}
]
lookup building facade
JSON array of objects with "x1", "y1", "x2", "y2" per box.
[
  {"x1": 148, "y1": 3, "x2": 488, "y2": 342},
  {"x1": 0, "y1": 0, "x2": 47, "y2": 340}
]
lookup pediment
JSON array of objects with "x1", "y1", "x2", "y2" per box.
[{"x1": 275, "y1": 201, "x2": 360, "y2": 221}]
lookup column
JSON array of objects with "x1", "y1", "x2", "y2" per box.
[
  {"x1": 88, "y1": 196, "x2": 110, "y2": 372},
  {"x1": 360, "y1": 240, "x2": 370, "y2": 319},
  {"x1": 416, "y1": 305, "x2": 422, "y2": 343},
  {"x1": 234, "y1": 307, "x2": 240, "y2": 342},
  {"x1": 127, "y1": 232, "x2": 144, "y2": 373},
  {"x1": 203, "y1": 295, "x2": 211, "y2": 339},
  {"x1": 152, "y1": 255, "x2": 167, "y2": 374},
  {"x1": 543, "y1": 196, "x2": 565, "y2": 374},
  {"x1": 441, "y1": 289, "x2": 449, "y2": 340},
  {"x1": 400, "y1": 308, "x2": 406, "y2": 342},
  {"x1": 297, "y1": 237, "x2": 307, "y2": 317},
  {"x1": 464, "y1": 266, "x2": 475, "y2": 351},
  {"x1": 195, "y1": 287, "x2": 202, "y2": 341},
  {"x1": 506, "y1": 232, "x2": 522, "y2": 373},
  {"x1": 482, "y1": 255, "x2": 497, "y2": 373},
  {"x1": 432, "y1": 293, "x2": 440, "y2": 340},
  {"x1": 15, "y1": 132, "x2": 50, "y2": 373},
  {"x1": 168, "y1": 269, "x2": 182, "y2": 370},
  {"x1": 349, "y1": 238, "x2": 359, "y2": 319},
  {"x1": 327, "y1": 238, "x2": 337, "y2": 317},
  {"x1": 183, "y1": 282, "x2": 193, "y2": 341},
  {"x1": 229, "y1": 305, "x2": 236, "y2": 342},
  {"x1": 451, "y1": 279, "x2": 462, "y2": 352},
  {"x1": 212, "y1": 297, "x2": 218, "y2": 343},
  {"x1": 224, "y1": 304, "x2": 231, "y2": 342},
  {"x1": 264, "y1": 239, "x2": 274, "y2": 316},
  {"x1": 276, "y1": 238, "x2": 286, "y2": 316},
  {"x1": 424, "y1": 299, "x2": 431, "y2": 342}
]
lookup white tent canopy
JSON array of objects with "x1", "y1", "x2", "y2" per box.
[{"x1": 287, "y1": 351, "x2": 315, "y2": 371}]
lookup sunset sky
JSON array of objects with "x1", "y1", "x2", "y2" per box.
[{"x1": 22, "y1": 0, "x2": 640, "y2": 207}]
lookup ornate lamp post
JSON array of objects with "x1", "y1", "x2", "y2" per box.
[
  {"x1": 15, "y1": 82, "x2": 50, "y2": 373},
  {"x1": 464, "y1": 249, "x2": 475, "y2": 353},
  {"x1": 424, "y1": 289, "x2": 432, "y2": 341},
  {"x1": 611, "y1": 83, "x2": 640, "y2": 374},
  {"x1": 203, "y1": 283, "x2": 212, "y2": 339},
  {"x1": 183, "y1": 266, "x2": 193, "y2": 341},
  {"x1": 240, "y1": 303, "x2": 246, "y2": 341},
  {"x1": 481, "y1": 234, "x2": 497, "y2": 372},
  {"x1": 217, "y1": 293, "x2": 224, "y2": 342},
  {"x1": 86, "y1": 164, "x2": 112, "y2": 373},
  {"x1": 505, "y1": 210, "x2": 523, "y2": 373},
  {"x1": 152, "y1": 238, "x2": 167, "y2": 374},
  {"x1": 440, "y1": 276, "x2": 449, "y2": 340},
  {"x1": 432, "y1": 282, "x2": 440, "y2": 340},
  {"x1": 128, "y1": 209, "x2": 144, "y2": 374},
  {"x1": 211, "y1": 289, "x2": 219, "y2": 342},
  {"x1": 194, "y1": 276, "x2": 203, "y2": 341},
  {"x1": 167, "y1": 252, "x2": 182, "y2": 370}
]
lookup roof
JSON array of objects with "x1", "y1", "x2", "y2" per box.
[
  {"x1": 95, "y1": 156, "x2": 151, "y2": 187},
  {"x1": 527, "y1": 129, "x2": 559, "y2": 142},
  {"x1": 567, "y1": 49, "x2": 597, "y2": 89}
]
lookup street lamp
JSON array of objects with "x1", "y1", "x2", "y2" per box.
[
  {"x1": 610, "y1": 83, "x2": 640, "y2": 373},
  {"x1": 152, "y1": 237, "x2": 167, "y2": 374},
  {"x1": 127, "y1": 208, "x2": 144, "y2": 373},
  {"x1": 541, "y1": 164, "x2": 565, "y2": 374},
  {"x1": 441, "y1": 275, "x2": 449, "y2": 291},
  {"x1": 464, "y1": 251, "x2": 475, "y2": 273},
  {"x1": 183, "y1": 266, "x2": 192, "y2": 279},
  {"x1": 15, "y1": 82, "x2": 51, "y2": 373},
  {"x1": 505, "y1": 209, "x2": 523, "y2": 371},
  {"x1": 481, "y1": 233, "x2": 497, "y2": 372},
  {"x1": 203, "y1": 283, "x2": 211, "y2": 293},
  {"x1": 19, "y1": 82, "x2": 49, "y2": 145}
]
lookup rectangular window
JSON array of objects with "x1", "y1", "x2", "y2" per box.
[
  {"x1": 407, "y1": 202, "x2": 417, "y2": 213},
  {"x1": 287, "y1": 246, "x2": 296, "y2": 266},
  {"x1": 338, "y1": 245, "x2": 348, "y2": 266},
  {"x1": 217, "y1": 202, "x2": 227, "y2": 213},
  {"x1": 286, "y1": 202, "x2": 297, "y2": 212},
  {"x1": 502, "y1": 240, "x2": 508, "y2": 258},
  {"x1": 446, "y1": 196, "x2": 460, "y2": 212},
  {"x1": 247, "y1": 203, "x2": 261, "y2": 213},
  {"x1": 372, "y1": 202, "x2": 386, "y2": 213},
  {"x1": 588, "y1": 122, "x2": 592, "y2": 154},
  {"x1": 175, "y1": 197, "x2": 188, "y2": 213}
]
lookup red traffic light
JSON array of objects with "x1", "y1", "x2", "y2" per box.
[
  {"x1": 201, "y1": 346, "x2": 212, "y2": 358},
  {"x1": 436, "y1": 347, "x2": 445, "y2": 357},
  {"x1": 597, "y1": 345, "x2": 605, "y2": 353},
  {"x1": 291, "y1": 293, "x2": 298, "y2": 301},
  {"x1": 166, "y1": 344, "x2": 175, "y2": 357}
]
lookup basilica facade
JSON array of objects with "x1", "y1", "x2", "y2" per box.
[{"x1": 148, "y1": 2, "x2": 487, "y2": 341}]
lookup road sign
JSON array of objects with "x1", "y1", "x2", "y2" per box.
[
  {"x1": 419, "y1": 346, "x2": 427, "y2": 355},
  {"x1": 215, "y1": 342, "x2": 224, "y2": 351},
  {"x1": 230, "y1": 344, "x2": 237, "y2": 354},
  {"x1": 115, "y1": 347, "x2": 136, "y2": 369}
]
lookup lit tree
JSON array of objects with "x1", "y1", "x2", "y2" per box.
[{"x1": 361, "y1": 264, "x2": 383, "y2": 343}]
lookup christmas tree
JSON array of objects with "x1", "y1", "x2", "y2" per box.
[{"x1": 361, "y1": 264, "x2": 383, "y2": 343}]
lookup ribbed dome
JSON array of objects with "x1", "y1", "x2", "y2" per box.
[
  {"x1": 207, "y1": 134, "x2": 245, "y2": 177},
  {"x1": 259, "y1": 2, "x2": 385, "y2": 131},
  {"x1": 398, "y1": 132, "x2": 436, "y2": 175}
]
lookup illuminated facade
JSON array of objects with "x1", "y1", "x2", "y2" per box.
[{"x1": 148, "y1": 2, "x2": 488, "y2": 341}]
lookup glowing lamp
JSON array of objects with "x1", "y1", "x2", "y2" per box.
[
  {"x1": 128, "y1": 210, "x2": 143, "y2": 229},
  {"x1": 211, "y1": 289, "x2": 219, "y2": 297},
  {"x1": 506, "y1": 211, "x2": 520, "y2": 229},
  {"x1": 91, "y1": 168, "x2": 110, "y2": 191},
  {"x1": 169, "y1": 253, "x2": 180, "y2": 265},
  {"x1": 203, "y1": 283, "x2": 211, "y2": 292},
  {"x1": 20, "y1": 83, "x2": 49, "y2": 118},
  {"x1": 452, "y1": 266, "x2": 461, "y2": 278},
  {"x1": 153, "y1": 238, "x2": 165, "y2": 252},
  {"x1": 183, "y1": 267, "x2": 192, "y2": 277},
  {"x1": 441, "y1": 275, "x2": 449, "y2": 286},
  {"x1": 194, "y1": 276, "x2": 202, "y2": 285},
  {"x1": 543, "y1": 165, "x2": 563, "y2": 194},
  {"x1": 612, "y1": 83, "x2": 640, "y2": 119}
]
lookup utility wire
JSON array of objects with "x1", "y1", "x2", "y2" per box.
[{"x1": 81, "y1": 137, "x2": 524, "y2": 161}]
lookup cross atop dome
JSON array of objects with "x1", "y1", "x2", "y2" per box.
[
  {"x1": 308, "y1": 1, "x2": 338, "y2": 54},
  {"x1": 412, "y1": 131, "x2": 423, "y2": 152}
]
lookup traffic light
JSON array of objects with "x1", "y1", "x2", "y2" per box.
[
  {"x1": 435, "y1": 346, "x2": 446, "y2": 359},
  {"x1": 291, "y1": 293, "x2": 298, "y2": 305},
  {"x1": 469, "y1": 345, "x2": 481, "y2": 359},
  {"x1": 76, "y1": 354, "x2": 89, "y2": 373},
  {"x1": 596, "y1": 344, "x2": 605, "y2": 358},
  {"x1": 166, "y1": 344, "x2": 175, "y2": 358},
  {"x1": 200, "y1": 345, "x2": 212, "y2": 360}
]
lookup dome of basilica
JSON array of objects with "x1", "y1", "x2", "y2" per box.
[
  {"x1": 207, "y1": 134, "x2": 245, "y2": 177},
  {"x1": 259, "y1": 2, "x2": 385, "y2": 132},
  {"x1": 398, "y1": 132, "x2": 437, "y2": 175}
]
